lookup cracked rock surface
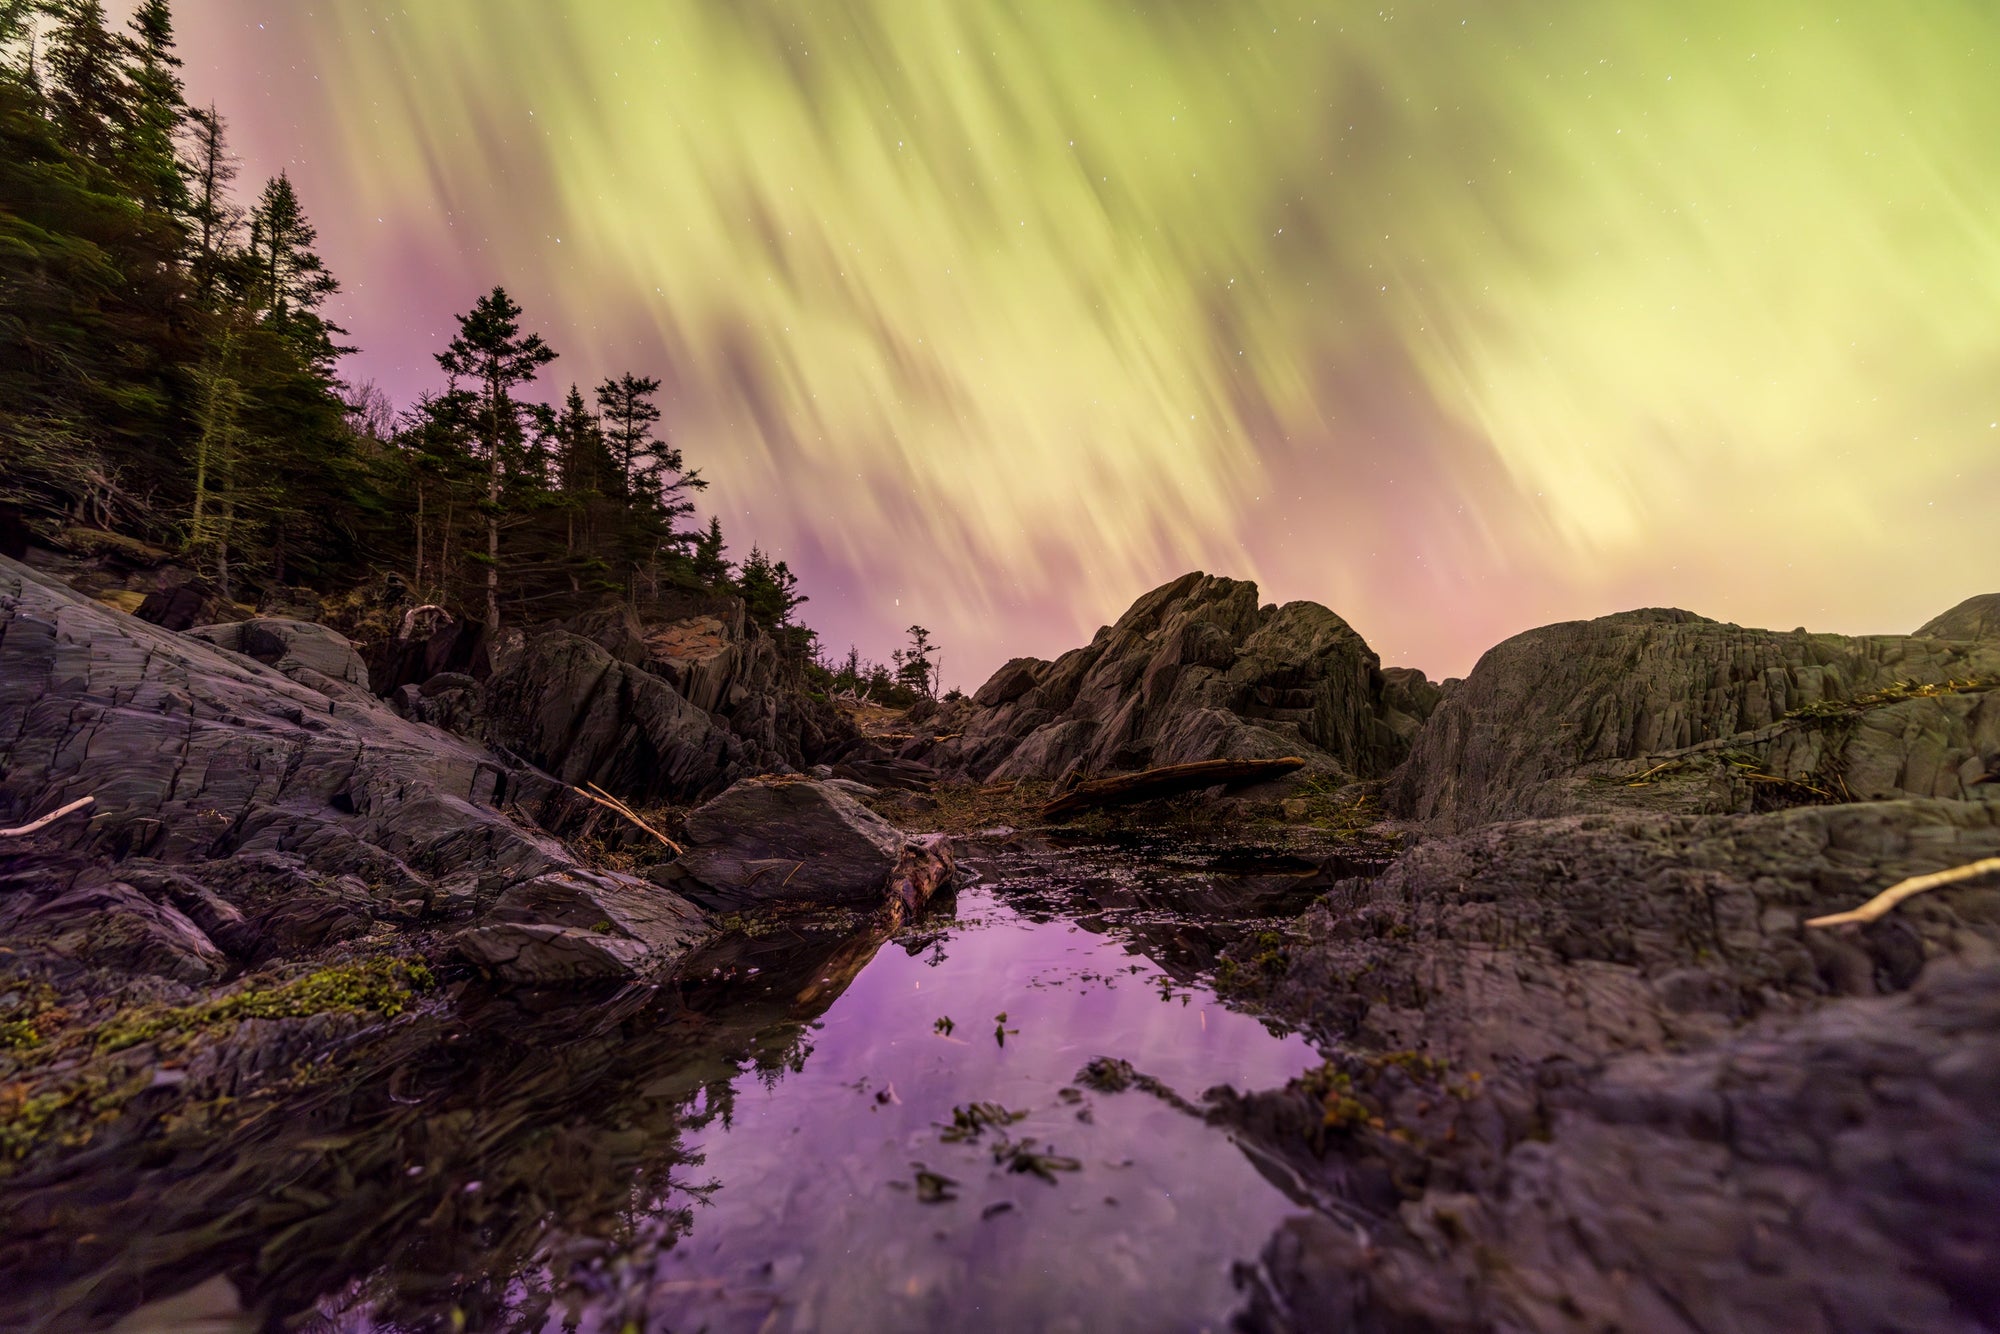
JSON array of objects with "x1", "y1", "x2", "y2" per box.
[{"x1": 0, "y1": 555, "x2": 703, "y2": 985}]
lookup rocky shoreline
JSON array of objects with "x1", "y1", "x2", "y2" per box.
[{"x1": 3, "y1": 553, "x2": 1997, "y2": 1330}]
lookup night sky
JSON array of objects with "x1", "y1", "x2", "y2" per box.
[{"x1": 162, "y1": 2, "x2": 2000, "y2": 687}]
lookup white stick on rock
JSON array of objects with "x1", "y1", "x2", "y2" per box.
[
  {"x1": 0, "y1": 796, "x2": 95, "y2": 838},
  {"x1": 1806, "y1": 856, "x2": 2000, "y2": 928}
]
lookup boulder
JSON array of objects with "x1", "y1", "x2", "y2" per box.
[
  {"x1": 659, "y1": 777, "x2": 944, "y2": 910},
  {"x1": 937, "y1": 573, "x2": 1434, "y2": 784},
  {"x1": 186, "y1": 617, "x2": 374, "y2": 703},
  {"x1": 1390, "y1": 604, "x2": 2000, "y2": 831},
  {"x1": 134, "y1": 577, "x2": 238, "y2": 632},
  {"x1": 454, "y1": 924, "x2": 654, "y2": 985},
  {"x1": 973, "y1": 656, "x2": 1047, "y2": 707}
]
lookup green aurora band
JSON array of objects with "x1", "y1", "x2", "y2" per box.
[{"x1": 174, "y1": 0, "x2": 2000, "y2": 681}]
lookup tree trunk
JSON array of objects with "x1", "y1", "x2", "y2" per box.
[
  {"x1": 1040, "y1": 757, "x2": 1308, "y2": 820},
  {"x1": 484, "y1": 379, "x2": 503, "y2": 632}
]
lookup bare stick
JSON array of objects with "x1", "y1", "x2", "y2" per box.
[
  {"x1": 573, "y1": 783, "x2": 684, "y2": 855},
  {"x1": 1806, "y1": 856, "x2": 2000, "y2": 928},
  {"x1": 1, "y1": 796, "x2": 95, "y2": 838}
]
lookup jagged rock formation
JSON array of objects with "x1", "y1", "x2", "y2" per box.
[
  {"x1": 1389, "y1": 605, "x2": 2000, "y2": 831},
  {"x1": 1233, "y1": 795, "x2": 2000, "y2": 1333},
  {"x1": 1230, "y1": 592, "x2": 2000, "y2": 1332},
  {"x1": 0, "y1": 555, "x2": 704, "y2": 987},
  {"x1": 388, "y1": 598, "x2": 849, "y2": 804},
  {"x1": 923, "y1": 573, "x2": 1439, "y2": 785}
]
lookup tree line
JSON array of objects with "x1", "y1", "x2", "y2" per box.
[{"x1": 0, "y1": 0, "x2": 810, "y2": 642}]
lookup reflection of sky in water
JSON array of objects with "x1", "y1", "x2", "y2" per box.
[{"x1": 655, "y1": 886, "x2": 1320, "y2": 1332}]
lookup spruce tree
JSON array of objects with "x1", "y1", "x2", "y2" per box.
[
  {"x1": 690, "y1": 515, "x2": 730, "y2": 586},
  {"x1": 121, "y1": 0, "x2": 187, "y2": 216},
  {"x1": 246, "y1": 173, "x2": 344, "y2": 368},
  {"x1": 43, "y1": 0, "x2": 126, "y2": 168},
  {"x1": 186, "y1": 104, "x2": 237, "y2": 301},
  {"x1": 435, "y1": 286, "x2": 557, "y2": 631},
  {"x1": 594, "y1": 372, "x2": 662, "y2": 500}
]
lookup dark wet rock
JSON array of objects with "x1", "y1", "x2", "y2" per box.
[
  {"x1": 1390, "y1": 604, "x2": 2000, "y2": 831},
  {"x1": 935, "y1": 573, "x2": 1435, "y2": 786},
  {"x1": 1918, "y1": 592, "x2": 2000, "y2": 643},
  {"x1": 1232, "y1": 794, "x2": 2000, "y2": 1334},
  {"x1": 1264, "y1": 796, "x2": 2000, "y2": 1064},
  {"x1": 658, "y1": 777, "x2": 946, "y2": 910},
  {"x1": 455, "y1": 923, "x2": 652, "y2": 985},
  {"x1": 1239, "y1": 962, "x2": 2000, "y2": 1334},
  {"x1": 186, "y1": 617, "x2": 374, "y2": 703},
  {"x1": 134, "y1": 576, "x2": 239, "y2": 632},
  {"x1": 0, "y1": 555, "x2": 705, "y2": 985},
  {"x1": 0, "y1": 864, "x2": 228, "y2": 983},
  {"x1": 466, "y1": 872, "x2": 716, "y2": 988}
]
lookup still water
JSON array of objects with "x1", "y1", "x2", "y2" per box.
[{"x1": 37, "y1": 837, "x2": 1338, "y2": 1333}]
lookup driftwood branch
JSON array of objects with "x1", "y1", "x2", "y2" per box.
[
  {"x1": 0, "y1": 796, "x2": 95, "y2": 838},
  {"x1": 1806, "y1": 856, "x2": 2000, "y2": 929},
  {"x1": 397, "y1": 603, "x2": 454, "y2": 641},
  {"x1": 1040, "y1": 757, "x2": 1308, "y2": 821},
  {"x1": 573, "y1": 783, "x2": 683, "y2": 854}
]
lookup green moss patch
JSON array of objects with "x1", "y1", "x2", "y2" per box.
[{"x1": 96, "y1": 958, "x2": 434, "y2": 1054}]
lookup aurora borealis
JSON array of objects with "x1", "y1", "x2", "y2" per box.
[{"x1": 166, "y1": 2, "x2": 2000, "y2": 685}]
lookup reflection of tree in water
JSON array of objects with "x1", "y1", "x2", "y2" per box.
[{"x1": 2, "y1": 916, "x2": 893, "y2": 1334}]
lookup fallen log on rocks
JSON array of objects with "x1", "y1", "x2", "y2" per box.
[
  {"x1": 1040, "y1": 757, "x2": 1307, "y2": 820},
  {"x1": 794, "y1": 834, "x2": 955, "y2": 1008}
]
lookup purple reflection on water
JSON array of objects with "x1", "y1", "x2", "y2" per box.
[{"x1": 649, "y1": 884, "x2": 1321, "y2": 1333}]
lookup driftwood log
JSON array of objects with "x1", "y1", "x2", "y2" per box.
[
  {"x1": 1040, "y1": 757, "x2": 1307, "y2": 821},
  {"x1": 793, "y1": 834, "x2": 954, "y2": 1007}
]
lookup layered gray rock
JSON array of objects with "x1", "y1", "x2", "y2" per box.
[
  {"x1": 928, "y1": 573, "x2": 1439, "y2": 785},
  {"x1": 0, "y1": 555, "x2": 705, "y2": 986},
  {"x1": 1389, "y1": 604, "x2": 2000, "y2": 831},
  {"x1": 1235, "y1": 796, "x2": 2000, "y2": 1333},
  {"x1": 657, "y1": 777, "x2": 947, "y2": 910}
]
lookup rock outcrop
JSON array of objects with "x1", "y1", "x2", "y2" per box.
[
  {"x1": 0, "y1": 555, "x2": 705, "y2": 987},
  {"x1": 1918, "y1": 591, "x2": 2000, "y2": 643},
  {"x1": 922, "y1": 573, "x2": 1439, "y2": 786},
  {"x1": 1389, "y1": 605, "x2": 2000, "y2": 831},
  {"x1": 388, "y1": 598, "x2": 851, "y2": 804},
  {"x1": 1234, "y1": 794, "x2": 2000, "y2": 1333},
  {"x1": 656, "y1": 777, "x2": 954, "y2": 911}
]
